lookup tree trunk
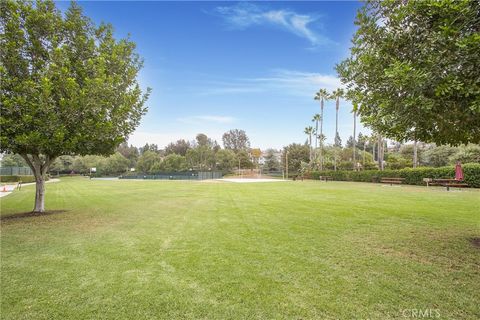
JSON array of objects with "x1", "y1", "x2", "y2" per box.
[
  {"x1": 285, "y1": 151, "x2": 289, "y2": 179},
  {"x1": 334, "y1": 98, "x2": 339, "y2": 171},
  {"x1": 353, "y1": 111, "x2": 356, "y2": 171},
  {"x1": 377, "y1": 136, "x2": 383, "y2": 170},
  {"x1": 320, "y1": 100, "x2": 324, "y2": 171},
  {"x1": 372, "y1": 142, "x2": 376, "y2": 162},
  {"x1": 413, "y1": 139, "x2": 418, "y2": 168},
  {"x1": 363, "y1": 143, "x2": 366, "y2": 170},
  {"x1": 34, "y1": 176, "x2": 46, "y2": 212},
  {"x1": 309, "y1": 134, "x2": 312, "y2": 162},
  {"x1": 20, "y1": 154, "x2": 54, "y2": 213}
]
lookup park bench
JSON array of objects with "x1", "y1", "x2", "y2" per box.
[
  {"x1": 429, "y1": 178, "x2": 469, "y2": 191},
  {"x1": 319, "y1": 176, "x2": 333, "y2": 182},
  {"x1": 380, "y1": 177, "x2": 405, "y2": 186}
]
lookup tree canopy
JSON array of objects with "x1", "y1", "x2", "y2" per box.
[
  {"x1": 164, "y1": 139, "x2": 191, "y2": 156},
  {"x1": 283, "y1": 143, "x2": 309, "y2": 174},
  {"x1": 222, "y1": 129, "x2": 250, "y2": 152},
  {"x1": 0, "y1": 0, "x2": 150, "y2": 211},
  {"x1": 336, "y1": 0, "x2": 480, "y2": 145}
]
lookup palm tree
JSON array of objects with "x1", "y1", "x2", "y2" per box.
[
  {"x1": 329, "y1": 88, "x2": 344, "y2": 171},
  {"x1": 314, "y1": 89, "x2": 329, "y2": 170},
  {"x1": 312, "y1": 114, "x2": 321, "y2": 162},
  {"x1": 345, "y1": 90, "x2": 359, "y2": 171},
  {"x1": 304, "y1": 126, "x2": 314, "y2": 162},
  {"x1": 352, "y1": 104, "x2": 358, "y2": 171}
]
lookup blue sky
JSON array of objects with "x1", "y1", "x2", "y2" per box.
[{"x1": 61, "y1": 1, "x2": 366, "y2": 149}]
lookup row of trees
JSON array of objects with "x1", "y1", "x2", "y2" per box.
[
  {"x1": 305, "y1": 82, "x2": 480, "y2": 172},
  {"x1": 3, "y1": 138, "x2": 478, "y2": 176},
  {"x1": 300, "y1": 0, "x2": 480, "y2": 176},
  {"x1": 0, "y1": 130, "x2": 263, "y2": 176},
  {"x1": 281, "y1": 141, "x2": 480, "y2": 176},
  {"x1": 1, "y1": 0, "x2": 478, "y2": 214},
  {"x1": 309, "y1": 87, "x2": 353, "y2": 171}
]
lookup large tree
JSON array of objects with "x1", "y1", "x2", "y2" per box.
[
  {"x1": 164, "y1": 139, "x2": 191, "y2": 156},
  {"x1": 116, "y1": 142, "x2": 139, "y2": 167},
  {"x1": 282, "y1": 143, "x2": 309, "y2": 175},
  {"x1": 136, "y1": 151, "x2": 160, "y2": 173},
  {"x1": 215, "y1": 149, "x2": 237, "y2": 173},
  {"x1": 336, "y1": 0, "x2": 480, "y2": 145},
  {"x1": 0, "y1": 153, "x2": 27, "y2": 167},
  {"x1": 159, "y1": 154, "x2": 187, "y2": 172},
  {"x1": 263, "y1": 149, "x2": 281, "y2": 172},
  {"x1": 222, "y1": 129, "x2": 250, "y2": 152},
  {"x1": 0, "y1": 1, "x2": 150, "y2": 212}
]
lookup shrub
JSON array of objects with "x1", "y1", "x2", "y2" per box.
[
  {"x1": 310, "y1": 163, "x2": 480, "y2": 188},
  {"x1": 0, "y1": 175, "x2": 37, "y2": 183}
]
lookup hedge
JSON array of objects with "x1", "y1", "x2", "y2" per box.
[
  {"x1": 0, "y1": 175, "x2": 37, "y2": 183},
  {"x1": 309, "y1": 163, "x2": 480, "y2": 188}
]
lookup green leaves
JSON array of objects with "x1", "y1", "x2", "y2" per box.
[
  {"x1": 0, "y1": 0, "x2": 150, "y2": 158},
  {"x1": 336, "y1": 0, "x2": 480, "y2": 145}
]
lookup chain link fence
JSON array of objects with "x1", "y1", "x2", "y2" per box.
[
  {"x1": 0, "y1": 166, "x2": 33, "y2": 176},
  {"x1": 120, "y1": 171, "x2": 222, "y2": 180}
]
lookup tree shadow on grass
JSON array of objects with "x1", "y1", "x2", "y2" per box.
[
  {"x1": 1, "y1": 210, "x2": 68, "y2": 221},
  {"x1": 470, "y1": 237, "x2": 480, "y2": 249}
]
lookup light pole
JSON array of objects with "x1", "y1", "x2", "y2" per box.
[
  {"x1": 412, "y1": 128, "x2": 418, "y2": 168},
  {"x1": 363, "y1": 141, "x2": 368, "y2": 170},
  {"x1": 285, "y1": 150, "x2": 289, "y2": 180}
]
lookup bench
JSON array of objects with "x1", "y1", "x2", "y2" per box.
[
  {"x1": 380, "y1": 177, "x2": 405, "y2": 186},
  {"x1": 430, "y1": 178, "x2": 469, "y2": 191},
  {"x1": 319, "y1": 176, "x2": 333, "y2": 182}
]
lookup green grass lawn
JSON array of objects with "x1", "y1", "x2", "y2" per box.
[{"x1": 1, "y1": 177, "x2": 479, "y2": 319}]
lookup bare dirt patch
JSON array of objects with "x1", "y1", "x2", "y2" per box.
[{"x1": 470, "y1": 237, "x2": 480, "y2": 249}]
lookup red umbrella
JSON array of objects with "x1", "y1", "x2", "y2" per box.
[{"x1": 455, "y1": 161, "x2": 464, "y2": 181}]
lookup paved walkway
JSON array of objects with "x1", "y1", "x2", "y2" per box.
[{"x1": 0, "y1": 179, "x2": 60, "y2": 198}]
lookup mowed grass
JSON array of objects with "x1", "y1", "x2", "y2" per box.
[{"x1": 1, "y1": 178, "x2": 479, "y2": 319}]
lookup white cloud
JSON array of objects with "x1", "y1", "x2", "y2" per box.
[
  {"x1": 213, "y1": 3, "x2": 332, "y2": 47},
  {"x1": 247, "y1": 69, "x2": 342, "y2": 94},
  {"x1": 194, "y1": 69, "x2": 342, "y2": 98},
  {"x1": 177, "y1": 115, "x2": 236, "y2": 124},
  {"x1": 198, "y1": 86, "x2": 264, "y2": 96}
]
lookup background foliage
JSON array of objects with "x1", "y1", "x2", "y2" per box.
[{"x1": 308, "y1": 163, "x2": 480, "y2": 188}]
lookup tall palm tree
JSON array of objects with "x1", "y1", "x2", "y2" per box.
[
  {"x1": 346, "y1": 90, "x2": 359, "y2": 171},
  {"x1": 304, "y1": 126, "x2": 314, "y2": 162},
  {"x1": 312, "y1": 114, "x2": 321, "y2": 162},
  {"x1": 314, "y1": 89, "x2": 329, "y2": 170},
  {"x1": 330, "y1": 88, "x2": 344, "y2": 171}
]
